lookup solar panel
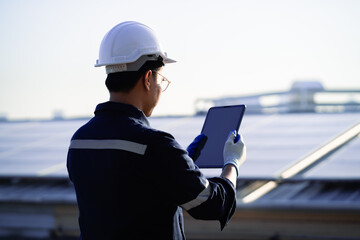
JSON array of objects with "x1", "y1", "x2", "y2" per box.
[
  {"x1": 0, "y1": 113, "x2": 360, "y2": 179},
  {"x1": 151, "y1": 113, "x2": 360, "y2": 178},
  {"x1": 0, "y1": 120, "x2": 85, "y2": 177},
  {"x1": 149, "y1": 116, "x2": 204, "y2": 147}
]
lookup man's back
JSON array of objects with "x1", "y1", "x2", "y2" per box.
[
  {"x1": 68, "y1": 102, "x2": 238, "y2": 239},
  {"x1": 68, "y1": 102, "x2": 190, "y2": 238}
]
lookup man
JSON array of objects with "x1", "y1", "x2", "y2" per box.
[{"x1": 67, "y1": 21, "x2": 246, "y2": 239}]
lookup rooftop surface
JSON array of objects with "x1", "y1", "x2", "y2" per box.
[{"x1": 1, "y1": 112, "x2": 360, "y2": 239}]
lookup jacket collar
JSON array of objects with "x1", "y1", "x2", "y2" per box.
[{"x1": 94, "y1": 101, "x2": 149, "y2": 126}]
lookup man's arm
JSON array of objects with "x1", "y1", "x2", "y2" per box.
[
  {"x1": 184, "y1": 130, "x2": 246, "y2": 229},
  {"x1": 220, "y1": 165, "x2": 238, "y2": 188},
  {"x1": 147, "y1": 130, "x2": 246, "y2": 229}
]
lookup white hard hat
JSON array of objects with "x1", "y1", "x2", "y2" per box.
[{"x1": 95, "y1": 21, "x2": 176, "y2": 74}]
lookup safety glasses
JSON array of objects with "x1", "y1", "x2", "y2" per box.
[{"x1": 154, "y1": 72, "x2": 171, "y2": 92}]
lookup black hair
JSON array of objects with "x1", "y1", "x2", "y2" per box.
[{"x1": 105, "y1": 60, "x2": 164, "y2": 93}]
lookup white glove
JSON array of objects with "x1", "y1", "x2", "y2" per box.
[{"x1": 223, "y1": 130, "x2": 246, "y2": 176}]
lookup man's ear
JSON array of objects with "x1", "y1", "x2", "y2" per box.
[{"x1": 143, "y1": 70, "x2": 152, "y2": 91}]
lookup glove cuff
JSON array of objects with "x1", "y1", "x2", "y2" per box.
[{"x1": 223, "y1": 161, "x2": 239, "y2": 176}]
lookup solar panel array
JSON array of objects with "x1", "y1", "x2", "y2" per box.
[
  {"x1": 0, "y1": 113, "x2": 359, "y2": 179},
  {"x1": 0, "y1": 121, "x2": 82, "y2": 177},
  {"x1": 237, "y1": 113, "x2": 360, "y2": 178},
  {"x1": 152, "y1": 113, "x2": 360, "y2": 179}
]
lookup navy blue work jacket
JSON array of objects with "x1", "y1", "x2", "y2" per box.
[{"x1": 67, "y1": 102, "x2": 236, "y2": 240}]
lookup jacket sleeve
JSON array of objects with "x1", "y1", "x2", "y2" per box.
[
  {"x1": 187, "y1": 177, "x2": 236, "y2": 230},
  {"x1": 143, "y1": 130, "x2": 236, "y2": 229}
]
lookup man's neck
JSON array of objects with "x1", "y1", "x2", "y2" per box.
[{"x1": 109, "y1": 92, "x2": 144, "y2": 113}]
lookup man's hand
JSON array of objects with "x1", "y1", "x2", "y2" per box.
[
  {"x1": 187, "y1": 134, "x2": 207, "y2": 161},
  {"x1": 223, "y1": 130, "x2": 246, "y2": 176}
]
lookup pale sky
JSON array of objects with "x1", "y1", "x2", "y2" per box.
[{"x1": 1, "y1": 0, "x2": 360, "y2": 120}]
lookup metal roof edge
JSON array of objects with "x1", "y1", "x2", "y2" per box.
[{"x1": 236, "y1": 202, "x2": 360, "y2": 212}]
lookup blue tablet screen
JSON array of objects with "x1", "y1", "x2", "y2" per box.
[{"x1": 195, "y1": 105, "x2": 246, "y2": 168}]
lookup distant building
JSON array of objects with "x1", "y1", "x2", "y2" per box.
[{"x1": 195, "y1": 81, "x2": 360, "y2": 114}]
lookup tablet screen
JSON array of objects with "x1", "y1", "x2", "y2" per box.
[{"x1": 195, "y1": 105, "x2": 246, "y2": 168}]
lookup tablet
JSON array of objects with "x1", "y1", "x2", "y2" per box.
[{"x1": 195, "y1": 105, "x2": 246, "y2": 168}]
